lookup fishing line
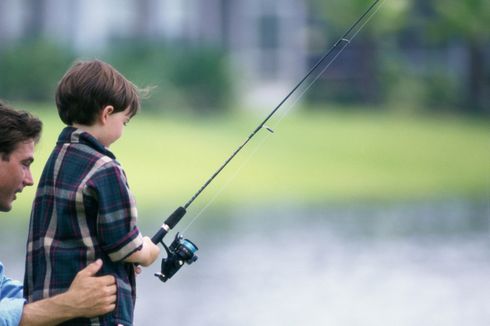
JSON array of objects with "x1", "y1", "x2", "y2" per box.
[
  {"x1": 151, "y1": 0, "x2": 385, "y2": 283},
  {"x1": 151, "y1": 0, "x2": 384, "y2": 259},
  {"x1": 181, "y1": 134, "x2": 271, "y2": 233},
  {"x1": 271, "y1": 0, "x2": 386, "y2": 129},
  {"x1": 180, "y1": 0, "x2": 385, "y2": 233},
  {"x1": 181, "y1": 0, "x2": 382, "y2": 210}
]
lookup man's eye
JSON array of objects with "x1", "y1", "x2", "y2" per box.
[{"x1": 21, "y1": 159, "x2": 33, "y2": 167}]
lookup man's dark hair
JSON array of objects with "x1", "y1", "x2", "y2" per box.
[
  {"x1": 55, "y1": 59, "x2": 141, "y2": 125},
  {"x1": 0, "y1": 101, "x2": 43, "y2": 160}
]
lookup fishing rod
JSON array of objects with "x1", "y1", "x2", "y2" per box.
[{"x1": 151, "y1": 0, "x2": 383, "y2": 282}]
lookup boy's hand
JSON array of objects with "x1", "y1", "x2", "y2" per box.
[
  {"x1": 141, "y1": 236, "x2": 161, "y2": 266},
  {"x1": 135, "y1": 265, "x2": 142, "y2": 275},
  {"x1": 123, "y1": 235, "x2": 161, "y2": 266}
]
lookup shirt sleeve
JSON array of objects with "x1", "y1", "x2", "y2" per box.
[
  {"x1": 0, "y1": 262, "x2": 26, "y2": 326},
  {"x1": 88, "y1": 162, "x2": 143, "y2": 262}
]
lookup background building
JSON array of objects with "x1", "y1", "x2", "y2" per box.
[{"x1": 0, "y1": 0, "x2": 308, "y2": 107}]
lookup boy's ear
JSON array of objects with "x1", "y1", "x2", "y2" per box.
[{"x1": 100, "y1": 105, "x2": 114, "y2": 124}]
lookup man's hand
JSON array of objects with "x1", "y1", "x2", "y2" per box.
[
  {"x1": 20, "y1": 259, "x2": 117, "y2": 326},
  {"x1": 64, "y1": 259, "x2": 117, "y2": 317}
]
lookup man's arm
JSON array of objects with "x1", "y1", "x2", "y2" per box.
[{"x1": 20, "y1": 259, "x2": 116, "y2": 326}]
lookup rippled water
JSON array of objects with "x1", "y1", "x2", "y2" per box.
[{"x1": 2, "y1": 200, "x2": 489, "y2": 325}]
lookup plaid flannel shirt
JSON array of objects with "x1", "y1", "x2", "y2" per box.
[{"x1": 24, "y1": 127, "x2": 144, "y2": 326}]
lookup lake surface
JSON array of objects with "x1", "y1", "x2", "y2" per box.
[{"x1": 2, "y1": 200, "x2": 489, "y2": 325}]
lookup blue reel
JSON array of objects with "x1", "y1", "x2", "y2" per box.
[{"x1": 154, "y1": 233, "x2": 198, "y2": 282}]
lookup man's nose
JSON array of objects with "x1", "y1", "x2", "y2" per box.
[{"x1": 24, "y1": 168, "x2": 34, "y2": 186}]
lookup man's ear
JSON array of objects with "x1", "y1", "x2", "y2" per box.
[{"x1": 100, "y1": 105, "x2": 114, "y2": 124}]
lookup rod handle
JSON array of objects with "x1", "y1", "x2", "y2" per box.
[
  {"x1": 165, "y1": 206, "x2": 187, "y2": 229},
  {"x1": 151, "y1": 206, "x2": 187, "y2": 244}
]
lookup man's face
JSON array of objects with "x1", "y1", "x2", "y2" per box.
[{"x1": 0, "y1": 140, "x2": 35, "y2": 212}]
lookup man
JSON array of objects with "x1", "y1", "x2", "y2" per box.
[{"x1": 0, "y1": 101, "x2": 117, "y2": 325}]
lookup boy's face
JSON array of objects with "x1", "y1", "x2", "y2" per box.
[
  {"x1": 0, "y1": 140, "x2": 35, "y2": 212},
  {"x1": 103, "y1": 106, "x2": 132, "y2": 147}
]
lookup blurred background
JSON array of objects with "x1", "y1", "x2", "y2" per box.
[{"x1": 0, "y1": 0, "x2": 489, "y2": 325}]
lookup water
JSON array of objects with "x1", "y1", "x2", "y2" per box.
[{"x1": 2, "y1": 200, "x2": 489, "y2": 325}]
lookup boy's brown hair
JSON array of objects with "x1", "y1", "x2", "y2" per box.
[{"x1": 55, "y1": 59, "x2": 141, "y2": 125}]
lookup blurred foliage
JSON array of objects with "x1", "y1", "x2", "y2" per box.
[
  {"x1": 430, "y1": 0, "x2": 490, "y2": 113},
  {"x1": 307, "y1": 0, "x2": 489, "y2": 115},
  {"x1": 431, "y1": 0, "x2": 490, "y2": 41},
  {"x1": 307, "y1": 0, "x2": 410, "y2": 105},
  {"x1": 313, "y1": 0, "x2": 410, "y2": 36},
  {"x1": 380, "y1": 50, "x2": 461, "y2": 113},
  {"x1": 0, "y1": 40, "x2": 234, "y2": 114},
  {"x1": 0, "y1": 1, "x2": 488, "y2": 116},
  {"x1": 0, "y1": 40, "x2": 75, "y2": 101},
  {"x1": 105, "y1": 41, "x2": 234, "y2": 114}
]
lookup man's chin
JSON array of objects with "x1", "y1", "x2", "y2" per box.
[
  {"x1": 0, "y1": 206, "x2": 12, "y2": 212},
  {"x1": 0, "y1": 201, "x2": 13, "y2": 212}
]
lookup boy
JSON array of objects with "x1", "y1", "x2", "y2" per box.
[
  {"x1": 24, "y1": 60, "x2": 160, "y2": 325},
  {"x1": 1, "y1": 101, "x2": 117, "y2": 325}
]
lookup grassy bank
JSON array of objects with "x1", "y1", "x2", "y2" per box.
[{"x1": 9, "y1": 104, "x2": 490, "y2": 219}]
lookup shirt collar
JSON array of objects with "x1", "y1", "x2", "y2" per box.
[{"x1": 57, "y1": 126, "x2": 116, "y2": 160}]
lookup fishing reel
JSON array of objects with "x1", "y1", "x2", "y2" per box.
[{"x1": 154, "y1": 232, "x2": 198, "y2": 282}]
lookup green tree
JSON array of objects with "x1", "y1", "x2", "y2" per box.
[
  {"x1": 0, "y1": 40, "x2": 75, "y2": 101},
  {"x1": 107, "y1": 42, "x2": 233, "y2": 114},
  {"x1": 432, "y1": 0, "x2": 490, "y2": 113},
  {"x1": 310, "y1": 0, "x2": 410, "y2": 103}
]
